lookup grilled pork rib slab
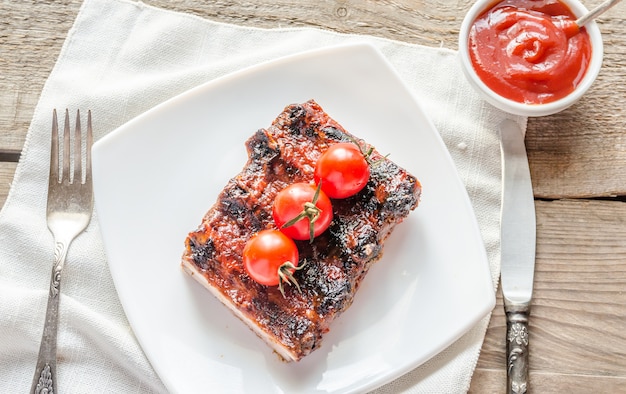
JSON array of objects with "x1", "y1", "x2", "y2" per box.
[{"x1": 181, "y1": 100, "x2": 421, "y2": 361}]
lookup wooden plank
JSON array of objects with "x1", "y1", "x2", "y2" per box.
[
  {"x1": 527, "y1": 82, "x2": 626, "y2": 199},
  {"x1": 0, "y1": 1, "x2": 81, "y2": 151},
  {"x1": 472, "y1": 199, "x2": 626, "y2": 392},
  {"x1": 141, "y1": 0, "x2": 467, "y2": 47},
  {"x1": 2, "y1": 1, "x2": 626, "y2": 198},
  {"x1": 0, "y1": 162, "x2": 17, "y2": 208},
  {"x1": 526, "y1": 7, "x2": 626, "y2": 199},
  {"x1": 470, "y1": 369, "x2": 626, "y2": 394},
  {"x1": 0, "y1": 150, "x2": 20, "y2": 162},
  {"x1": 527, "y1": 7, "x2": 626, "y2": 198}
]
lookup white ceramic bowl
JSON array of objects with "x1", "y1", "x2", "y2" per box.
[{"x1": 458, "y1": 0, "x2": 604, "y2": 117}]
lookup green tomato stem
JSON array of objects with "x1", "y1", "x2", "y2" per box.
[{"x1": 277, "y1": 260, "x2": 307, "y2": 298}]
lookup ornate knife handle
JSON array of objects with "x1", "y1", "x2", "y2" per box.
[{"x1": 505, "y1": 303, "x2": 530, "y2": 394}]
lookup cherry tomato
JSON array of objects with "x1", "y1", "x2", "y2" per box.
[
  {"x1": 243, "y1": 229, "x2": 299, "y2": 287},
  {"x1": 314, "y1": 142, "x2": 370, "y2": 199},
  {"x1": 272, "y1": 182, "x2": 333, "y2": 242}
]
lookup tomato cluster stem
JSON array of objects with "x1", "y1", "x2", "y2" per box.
[
  {"x1": 346, "y1": 135, "x2": 387, "y2": 167},
  {"x1": 281, "y1": 183, "x2": 324, "y2": 243},
  {"x1": 278, "y1": 260, "x2": 307, "y2": 298}
]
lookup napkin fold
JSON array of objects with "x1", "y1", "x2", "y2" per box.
[{"x1": 0, "y1": 0, "x2": 526, "y2": 392}]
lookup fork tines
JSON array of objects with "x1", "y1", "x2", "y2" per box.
[
  {"x1": 33, "y1": 109, "x2": 94, "y2": 393},
  {"x1": 50, "y1": 109, "x2": 93, "y2": 186}
]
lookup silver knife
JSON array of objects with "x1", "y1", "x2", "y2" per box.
[{"x1": 499, "y1": 119, "x2": 536, "y2": 394}]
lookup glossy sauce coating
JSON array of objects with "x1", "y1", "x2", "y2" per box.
[
  {"x1": 182, "y1": 100, "x2": 421, "y2": 360},
  {"x1": 469, "y1": 0, "x2": 592, "y2": 104}
]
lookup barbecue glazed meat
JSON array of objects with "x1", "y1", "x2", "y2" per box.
[{"x1": 181, "y1": 100, "x2": 421, "y2": 362}]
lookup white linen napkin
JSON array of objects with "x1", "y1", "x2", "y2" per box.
[{"x1": 0, "y1": 0, "x2": 526, "y2": 392}]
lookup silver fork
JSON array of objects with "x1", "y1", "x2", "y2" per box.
[{"x1": 31, "y1": 109, "x2": 94, "y2": 394}]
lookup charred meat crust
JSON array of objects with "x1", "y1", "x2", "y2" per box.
[{"x1": 182, "y1": 100, "x2": 421, "y2": 361}]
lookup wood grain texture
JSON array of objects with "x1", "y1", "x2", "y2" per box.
[
  {"x1": 471, "y1": 199, "x2": 626, "y2": 393},
  {"x1": 0, "y1": 1, "x2": 79, "y2": 152},
  {"x1": 2, "y1": 0, "x2": 625, "y2": 196},
  {"x1": 470, "y1": 369, "x2": 626, "y2": 394},
  {"x1": 0, "y1": 163, "x2": 18, "y2": 208},
  {"x1": 2, "y1": 1, "x2": 626, "y2": 393},
  {"x1": 527, "y1": 8, "x2": 626, "y2": 199}
]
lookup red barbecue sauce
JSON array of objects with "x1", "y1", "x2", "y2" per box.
[{"x1": 468, "y1": 0, "x2": 592, "y2": 104}]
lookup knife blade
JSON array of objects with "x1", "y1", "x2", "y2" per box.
[{"x1": 499, "y1": 119, "x2": 536, "y2": 394}]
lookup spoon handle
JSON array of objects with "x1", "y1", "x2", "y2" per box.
[{"x1": 576, "y1": 0, "x2": 622, "y2": 27}]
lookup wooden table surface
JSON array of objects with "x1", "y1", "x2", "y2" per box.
[{"x1": 2, "y1": 1, "x2": 625, "y2": 392}]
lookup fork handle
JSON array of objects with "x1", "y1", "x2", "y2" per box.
[{"x1": 31, "y1": 240, "x2": 69, "y2": 394}]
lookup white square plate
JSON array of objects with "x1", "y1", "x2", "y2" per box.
[{"x1": 92, "y1": 43, "x2": 495, "y2": 393}]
